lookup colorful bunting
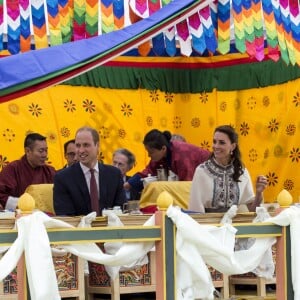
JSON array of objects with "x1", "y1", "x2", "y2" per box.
[
  {"x1": 200, "y1": 5, "x2": 217, "y2": 54},
  {"x1": 161, "y1": 0, "x2": 174, "y2": 56},
  {"x1": 148, "y1": 0, "x2": 159, "y2": 15},
  {"x1": 31, "y1": 0, "x2": 48, "y2": 49},
  {"x1": 189, "y1": 12, "x2": 206, "y2": 54},
  {"x1": 289, "y1": 0, "x2": 300, "y2": 65},
  {"x1": 232, "y1": 0, "x2": 246, "y2": 53},
  {"x1": 0, "y1": 0, "x2": 3, "y2": 50},
  {"x1": 59, "y1": 0, "x2": 73, "y2": 43},
  {"x1": 2, "y1": 0, "x2": 300, "y2": 65},
  {"x1": 176, "y1": 20, "x2": 192, "y2": 56},
  {"x1": 73, "y1": 0, "x2": 85, "y2": 40},
  {"x1": 135, "y1": 0, "x2": 147, "y2": 16},
  {"x1": 86, "y1": 0, "x2": 98, "y2": 37},
  {"x1": 261, "y1": 0, "x2": 280, "y2": 61},
  {"x1": 217, "y1": 0, "x2": 231, "y2": 54},
  {"x1": 7, "y1": 0, "x2": 21, "y2": 54},
  {"x1": 272, "y1": 0, "x2": 290, "y2": 64},
  {"x1": 20, "y1": 0, "x2": 31, "y2": 52},
  {"x1": 161, "y1": 0, "x2": 171, "y2": 6},
  {"x1": 148, "y1": 0, "x2": 164, "y2": 56},
  {"x1": 279, "y1": 0, "x2": 296, "y2": 64},
  {"x1": 243, "y1": 0, "x2": 256, "y2": 57},
  {"x1": 252, "y1": 0, "x2": 265, "y2": 60},
  {"x1": 129, "y1": 0, "x2": 151, "y2": 56},
  {"x1": 209, "y1": 0, "x2": 218, "y2": 30},
  {"x1": 164, "y1": 27, "x2": 176, "y2": 56},
  {"x1": 101, "y1": 0, "x2": 114, "y2": 33},
  {"x1": 113, "y1": 0, "x2": 124, "y2": 30},
  {"x1": 47, "y1": 0, "x2": 63, "y2": 46}
]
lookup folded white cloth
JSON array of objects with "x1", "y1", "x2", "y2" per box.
[
  {"x1": 0, "y1": 211, "x2": 154, "y2": 300},
  {"x1": 1, "y1": 206, "x2": 300, "y2": 300},
  {"x1": 166, "y1": 206, "x2": 276, "y2": 300},
  {"x1": 267, "y1": 206, "x2": 300, "y2": 299},
  {"x1": 103, "y1": 210, "x2": 150, "y2": 279},
  {"x1": 0, "y1": 212, "x2": 65, "y2": 299}
]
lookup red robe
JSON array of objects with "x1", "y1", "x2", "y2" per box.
[
  {"x1": 127, "y1": 140, "x2": 210, "y2": 193},
  {"x1": 138, "y1": 141, "x2": 210, "y2": 180},
  {"x1": 0, "y1": 155, "x2": 56, "y2": 207}
]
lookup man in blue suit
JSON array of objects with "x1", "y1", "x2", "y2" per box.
[
  {"x1": 53, "y1": 126, "x2": 126, "y2": 216},
  {"x1": 112, "y1": 148, "x2": 141, "y2": 201}
]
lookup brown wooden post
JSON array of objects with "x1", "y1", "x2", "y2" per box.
[{"x1": 17, "y1": 254, "x2": 29, "y2": 300}]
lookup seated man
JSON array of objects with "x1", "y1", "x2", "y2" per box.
[
  {"x1": 53, "y1": 126, "x2": 126, "y2": 216},
  {"x1": 112, "y1": 148, "x2": 141, "y2": 200},
  {"x1": 63, "y1": 139, "x2": 77, "y2": 168},
  {"x1": 0, "y1": 133, "x2": 56, "y2": 210}
]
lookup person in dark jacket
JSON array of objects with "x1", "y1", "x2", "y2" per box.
[
  {"x1": 54, "y1": 126, "x2": 126, "y2": 216},
  {"x1": 112, "y1": 148, "x2": 141, "y2": 200}
]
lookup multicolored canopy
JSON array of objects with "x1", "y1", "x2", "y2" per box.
[{"x1": 1, "y1": 0, "x2": 300, "y2": 101}]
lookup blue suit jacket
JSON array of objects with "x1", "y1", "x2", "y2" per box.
[{"x1": 53, "y1": 162, "x2": 126, "y2": 216}]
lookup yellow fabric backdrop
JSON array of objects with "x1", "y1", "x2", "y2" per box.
[{"x1": 1, "y1": 81, "x2": 300, "y2": 204}]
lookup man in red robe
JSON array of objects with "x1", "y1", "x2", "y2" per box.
[{"x1": 0, "y1": 133, "x2": 56, "y2": 210}]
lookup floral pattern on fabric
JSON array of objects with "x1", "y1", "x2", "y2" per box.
[{"x1": 202, "y1": 158, "x2": 240, "y2": 209}]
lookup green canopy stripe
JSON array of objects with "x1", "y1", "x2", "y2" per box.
[{"x1": 64, "y1": 59, "x2": 300, "y2": 92}]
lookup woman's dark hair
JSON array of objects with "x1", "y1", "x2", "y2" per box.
[
  {"x1": 143, "y1": 129, "x2": 172, "y2": 150},
  {"x1": 214, "y1": 125, "x2": 244, "y2": 181}
]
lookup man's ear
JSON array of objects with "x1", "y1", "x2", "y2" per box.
[{"x1": 25, "y1": 147, "x2": 30, "y2": 155}]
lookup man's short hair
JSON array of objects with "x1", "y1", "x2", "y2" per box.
[
  {"x1": 64, "y1": 139, "x2": 75, "y2": 154},
  {"x1": 24, "y1": 133, "x2": 46, "y2": 148},
  {"x1": 113, "y1": 148, "x2": 136, "y2": 169},
  {"x1": 76, "y1": 126, "x2": 99, "y2": 145}
]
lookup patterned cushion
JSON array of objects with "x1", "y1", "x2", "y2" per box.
[
  {"x1": 25, "y1": 184, "x2": 54, "y2": 214},
  {"x1": 88, "y1": 253, "x2": 152, "y2": 287}
]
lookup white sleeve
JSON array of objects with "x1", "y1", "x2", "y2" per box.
[
  {"x1": 5, "y1": 196, "x2": 19, "y2": 211},
  {"x1": 188, "y1": 166, "x2": 205, "y2": 213},
  {"x1": 239, "y1": 168, "x2": 255, "y2": 205}
]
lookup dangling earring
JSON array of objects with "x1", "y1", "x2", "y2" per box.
[{"x1": 231, "y1": 150, "x2": 233, "y2": 156}]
